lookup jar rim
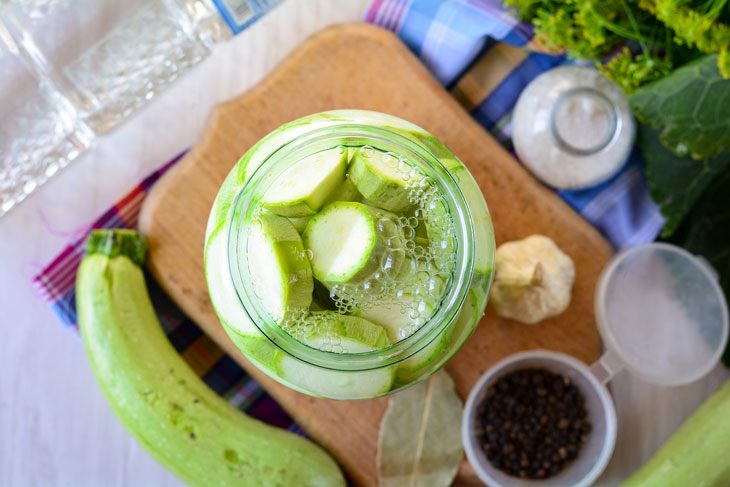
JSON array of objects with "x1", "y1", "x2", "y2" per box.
[
  {"x1": 549, "y1": 86, "x2": 622, "y2": 157},
  {"x1": 226, "y1": 123, "x2": 475, "y2": 371}
]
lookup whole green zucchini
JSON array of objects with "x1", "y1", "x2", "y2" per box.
[
  {"x1": 620, "y1": 378, "x2": 730, "y2": 487},
  {"x1": 76, "y1": 229, "x2": 345, "y2": 487}
]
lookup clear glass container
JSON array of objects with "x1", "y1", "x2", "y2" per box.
[
  {"x1": 1, "y1": 0, "x2": 230, "y2": 134},
  {"x1": 512, "y1": 66, "x2": 635, "y2": 190},
  {"x1": 0, "y1": 19, "x2": 93, "y2": 215},
  {"x1": 204, "y1": 110, "x2": 495, "y2": 400},
  {"x1": 0, "y1": 0, "x2": 280, "y2": 218}
]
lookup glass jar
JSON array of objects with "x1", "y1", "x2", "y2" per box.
[
  {"x1": 204, "y1": 110, "x2": 495, "y2": 400},
  {"x1": 512, "y1": 66, "x2": 635, "y2": 190}
]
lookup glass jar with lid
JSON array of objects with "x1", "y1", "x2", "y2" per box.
[{"x1": 204, "y1": 110, "x2": 495, "y2": 400}]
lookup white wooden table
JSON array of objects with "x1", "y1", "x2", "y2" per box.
[{"x1": 0, "y1": 1, "x2": 727, "y2": 485}]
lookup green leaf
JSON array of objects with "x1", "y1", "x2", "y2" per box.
[
  {"x1": 377, "y1": 371, "x2": 463, "y2": 487},
  {"x1": 667, "y1": 170, "x2": 730, "y2": 367},
  {"x1": 629, "y1": 55, "x2": 730, "y2": 159},
  {"x1": 639, "y1": 124, "x2": 730, "y2": 237}
]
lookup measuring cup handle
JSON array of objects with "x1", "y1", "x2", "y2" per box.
[{"x1": 589, "y1": 350, "x2": 624, "y2": 385}]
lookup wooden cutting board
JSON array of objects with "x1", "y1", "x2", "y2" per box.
[{"x1": 138, "y1": 23, "x2": 612, "y2": 486}]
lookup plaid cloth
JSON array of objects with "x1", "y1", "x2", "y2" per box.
[
  {"x1": 32, "y1": 0, "x2": 664, "y2": 457},
  {"x1": 365, "y1": 0, "x2": 665, "y2": 249}
]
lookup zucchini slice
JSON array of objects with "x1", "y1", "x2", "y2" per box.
[
  {"x1": 307, "y1": 311, "x2": 390, "y2": 351},
  {"x1": 303, "y1": 202, "x2": 404, "y2": 284},
  {"x1": 348, "y1": 147, "x2": 420, "y2": 212},
  {"x1": 395, "y1": 289, "x2": 480, "y2": 384},
  {"x1": 205, "y1": 225, "x2": 260, "y2": 338},
  {"x1": 261, "y1": 147, "x2": 348, "y2": 217},
  {"x1": 287, "y1": 215, "x2": 312, "y2": 233},
  {"x1": 274, "y1": 311, "x2": 394, "y2": 399},
  {"x1": 322, "y1": 176, "x2": 362, "y2": 206},
  {"x1": 355, "y1": 294, "x2": 436, "y2": 343},
  {"x1": 449, "y1": 166, "x2": 494, "y2": 274},
  {"x1": 248, "y1": 211, "x2": 313, "y2": 322}
]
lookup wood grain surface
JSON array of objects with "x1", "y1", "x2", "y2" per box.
[{"x1": 138, "y1": 23, "x2": 612, "y2": 486}]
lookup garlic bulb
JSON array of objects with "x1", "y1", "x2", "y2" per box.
[{"x1": 490, "y1": 235, "x2": 575, "y2": 324}]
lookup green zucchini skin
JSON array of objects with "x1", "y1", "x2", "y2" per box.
[
  {"x1": 76, "y1": 231, "x2": 344, "y2": 487},
  {"x1": 620, "y1": 378, "x2": 730, "y2": 487}
]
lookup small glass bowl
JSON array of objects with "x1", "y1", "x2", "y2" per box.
[{"x1": 462, "y1": 350, "x2": 617, "y2": 487}]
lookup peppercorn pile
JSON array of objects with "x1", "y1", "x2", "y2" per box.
[{"x1": 475, "y1": 367, "x2": 591, "y2": 479}]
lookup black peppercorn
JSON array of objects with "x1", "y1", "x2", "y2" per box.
[{"x1": 474, "y1": 367, "x2": 591, "y2": 479}]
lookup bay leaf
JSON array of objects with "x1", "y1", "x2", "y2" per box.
[{"x1": 377, "y1": 371, "x2": 463, "y2": 487}]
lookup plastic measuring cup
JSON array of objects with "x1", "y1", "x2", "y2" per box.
[
  {"x1": 462, "y1": 242, "x2": 728, "y2": 486},
  {"x1": 592, "y1": 242, "x2": 729, "y2": 386}
]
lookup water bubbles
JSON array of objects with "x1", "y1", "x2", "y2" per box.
[
  {"x1": 336, "y1": 145, "x2": 346, "y2": 155},
  {"x1": 383, "y1": 152, "x2": 399, "y2": 167},
  {"x1": 279, "y1": 307, "x2": 315, "y2": 343},
  {"x1": 387, "y1": 236, "x2": 403, "y2": 249},
  {"x1": 304, "y1": 249, "x2": 314, "y2": 261},
  {"x1": 407, "y1": 189, "x2": 420, "y2": 204},
  {"x1": 378, "y1": 217, "x2": 398, "y2": 236},
  {"x1": 383, "y1": 250, "x2": 405, "y2": 278},
  {"x1": 429, "y1": 277, "x2": 444, "y2": 296},
  {"x1": 371, "y1": 280, "x2": 385, "y2": 295},
  {"x1": 415, "y1": 256, "x2": 431, "y2": 270},
  {"x1": 359, "y1": 145, "x2": 374, "y2": 158}
]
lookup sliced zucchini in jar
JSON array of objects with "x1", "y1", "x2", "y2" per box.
[
  {"x1": 288, "y1": 215, "x2": 312, "y2": 233},
  {"x1": 322, "y1": 176, "x2": 362, "y2": 206},
  {"x1": 273, "y1": 311, "x2": 395, "y2": 399},
  {"x1": 395, "y1": 289, "x2": 480, "y2": 384},
  {"x1": 449, "y1": 167, "x2": 494, "y2": 274},
  {"x1": 348, "y1": 147, "x2": 421, "y2": 212},
  {"x1": 205, "y1": 225, "x2": 260, "y2": 338},
  {"x1": 303, "y1": 202, "x2": 404, "y2": 285},
  {"x1": 248, "y1": 211, "x2": 313, "y2": 322},
  {"x1": 261, "y1": 147, "x2": 348, "y2": 217},
  {"x1": 355, "y1": 294, "x2": 436, "y2": 343},
  {"x1": 307, "y1": 311, "x2": 390, "y2": 350}
]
